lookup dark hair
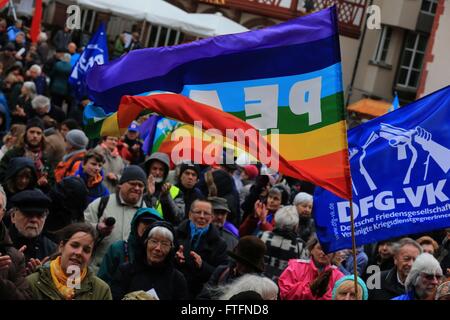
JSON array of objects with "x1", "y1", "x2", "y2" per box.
[
  {"x1": 56, "y1": 222, "x2": 97, "y2": 246},
  {"x1": 83, "y1": 149, "x2": 105, "y2": 164},
  {"x1": 61, "y1": 119, "x2": 80, "y2": 131}
]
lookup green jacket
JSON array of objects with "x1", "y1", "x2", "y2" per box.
[{"x1": 26, "y1": 264, "x2": 112, "y2": 300}]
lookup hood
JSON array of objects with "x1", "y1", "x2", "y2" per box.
[
  {"x1": 4, "y1": 157, "x2": 38, "y2": 183},
  {"x1": 49, "y1": 176, "x2": 89, "y2": 212},
  {"x1": 140, "y1": 220, "x2": 177, "y2": 267},
  {"x1": 142, "y1": 152, "x2": 170, "y2": 181},
  {"x1": 127, "y1": 207, "x2": 164, "y2": 264},
  {"x1": 212, "y1": 169, "x2": 234, "y2": 196}
]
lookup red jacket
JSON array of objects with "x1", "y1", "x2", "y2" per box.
[{"x1": 278, "y1": 259, "x2": 344, "y2": 300}]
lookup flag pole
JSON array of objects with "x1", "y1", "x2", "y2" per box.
[
  {"x1": 8, "y1": 0, "x2": 17, "y2": 21},
  {"x1": 348, "y1": 199, "x2": 359, "y2": 298}
]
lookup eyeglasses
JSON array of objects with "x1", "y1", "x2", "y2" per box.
[
  {"x1": 127, "y1": 181, "x2": 145, "y2": 189},
  {"x1": 421, "y1": 273, "x2": 443, "y2": 281},
  {"x1": 148, "y1": 239, "x2": 172, "y2": 250},
  {"x1": 191, "y1": 210, "x2": 212, "y2": 217}
]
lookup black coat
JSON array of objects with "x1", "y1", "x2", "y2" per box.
[
  {"x1": 0, "y1": 223, "x2": 32, "y2": 300},
  {"x1": 175, "y1": 220, "x2": 229, "y2": 298},
  {"x1": 8, "y1": 224, "x2": 57, "y2": 261},
  {"x1": 111, "y1": 261, "x2": 188, "y2": 300},
  {"x1": 368, "y1": 267, "x2": 406, "y2": 300},
  {"x1": 44, "y1": 176, "x2": 89, "y2": 241},
  {"x1": 176, "y1": 183, "x2": 204, "y2": 219}
]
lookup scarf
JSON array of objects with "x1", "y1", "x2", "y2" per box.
[
  {"x1": 189, "y1": 221, "x2": 210, "y2": 250},
  {"x1": 101, "y1": 143, "x2": 120, "y2": 158},
  {"x1": 50, "y1": 256, "x2": 88, "y2": 300},
  {"x1": 24, "y1": 144, "x2": 45, "y2": 178},
  {"x1": 76, "y1": 164, "x2": 104, "y2": 188}
]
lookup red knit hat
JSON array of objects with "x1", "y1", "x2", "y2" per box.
[{"x1": 243, "y1": 165, "x2": 259, "y2": 180}]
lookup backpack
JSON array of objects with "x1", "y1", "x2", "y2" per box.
[{"x1": 96, "y1": 195, "x2": 153, "y2": 221}]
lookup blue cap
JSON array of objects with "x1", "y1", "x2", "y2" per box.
[{"x1": 128, "y1": 121, "x2": 140, "y2": 132}]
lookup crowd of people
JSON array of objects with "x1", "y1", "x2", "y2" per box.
[{"x1": 0, "y1": 15, "x2": 449, "y2": 301}]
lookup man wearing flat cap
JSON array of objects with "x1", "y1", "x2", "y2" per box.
[
  {"x1": 209, "y1": 196, "x2": 238, "y2": 251},
  {"x1": 197, "y1": 235, "x2": 266, "y2": 300},
  {"x1": 8, "y1": 189, "x2": 57, "y2": 274}
]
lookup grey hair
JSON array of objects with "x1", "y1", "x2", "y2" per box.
[
  {"x1": 23, "y1": 81, "x2": 37, "y2": 98},
  {"x1": 268, "y1": 187, "x2": 282, "y2": 197},
  {"x1": 31, "y1": 95, "x2": 50, "y2": 111},
  {"x1": 148, "y1": 226, "x2": 174, "y2": 244},
  {"x1": 62, "y1": 53, "x2": 71, "y2": 63},
  {"x1": 392, "y1": 237, "x2": 423, "y2": 257},
  {"x1": 29, "y1": 64, "x2": 42, "y2": 75},
  {"x1": 293, "y1": 192, "x2": 313, "y2": 205},
  {"x1": 218, "y1": 274, "x2": 278, "y2": 300},
  {"x1": 38, "y1": 32, "x2": 48, "y2": 42},
  {"x1": 274, "y1": 205, "x2": 299, "y2": 231},
  {"x1": 405, "y1": 253, "x2": 443, "y2": 292}
]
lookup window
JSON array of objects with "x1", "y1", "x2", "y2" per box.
[
  {"x1": 373, "y1": 25, "x2": 392, "y2": 63},
  {"x1": 397, "y1": 32, "x2": 428, "y2": 89},
  {"x1": 421, "y1": 0, "x2": 438, "y2": 15}
]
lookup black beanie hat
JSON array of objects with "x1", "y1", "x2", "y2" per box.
[
  {"x1": 119, "y1": 165, "x2": 147, "y2": 185},
  {"x1": 179, "y1": 162, "x2": 200, "y2": 177},
  {"x1": 26, "y1": 117, "x2": 45, "y2": 132}
]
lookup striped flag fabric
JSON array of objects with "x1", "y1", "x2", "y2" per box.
[{"x1": 86, "y1": 6, "x2": 352, "y2": 199}]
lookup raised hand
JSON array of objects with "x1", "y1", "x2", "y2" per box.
[
  {"x1": 0, "y1": 253, "x2": 12, "y2": 271},
  {"x1": 190, "y1": 251, "x2": 203, "y2": 269},
  {"x1": 254, "y1": 200, "x2": 268, "y2": 223},
  {"x1": 161, "y1": 182, "x2": 172, "y2": 196},
  {"x1": 175, "y1": 245, "x2": 186, "y2": 265}
]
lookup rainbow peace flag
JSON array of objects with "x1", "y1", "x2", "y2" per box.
[{"x1": 86, "y1": 6, "x2": 351, "y2": 199}]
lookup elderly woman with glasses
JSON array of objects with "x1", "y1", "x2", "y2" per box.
[
  {"x1": 110, "y1": 221, "x2": 188, "y2": 300},
  {"x1": 392, "y1": 252, "x2": 444, "y2": 300}
]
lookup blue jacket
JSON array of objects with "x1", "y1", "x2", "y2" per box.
[
  {"x1": 392, "y1": 291, "x2": 415, "y2": 300},
  {"x1": 75, "y1": 164, "x2": 109, "y2": 204}
]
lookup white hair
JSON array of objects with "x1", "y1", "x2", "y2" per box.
[
  {"x1": 274, "y1": 205, "x2": 299, "y2": 231},
  {"x1": 293, "y1": 192, "x2": 313, "y2": 206},
  {"x1": 23, "y1": 81, "x2": 37, "y2": 98},
  {"x1": 62, "y1": 53, "x2": 71, "y2": 63},
  {"x1": 148, "y1": 226, "x2": 174, "y2": 244},
  {"x1": 392, "y1": 237, "x2": 423, "y2": 256},
  {"x1": 31, "y1": 95, "x2": 50, "y2": 111},
  {"x1": 218, "y1": 274, "x2": 278, "y2": 300},
  {"x1": 405, "y1": 253, "x2": 443, "y2": 292},
  {"x1": 29, "y1": 64, "x2": 42, "y2": 75},
  {"x1": 38, "y1": 32, "x2": 48, "y2": 42}
]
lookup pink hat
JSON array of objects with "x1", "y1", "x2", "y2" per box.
[{"x1": 243, "y1": 165, "x2": 259, "y2": 180}]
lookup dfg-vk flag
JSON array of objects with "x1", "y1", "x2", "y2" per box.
[{"x1": 314, "y1": 86, "x2": 450, "y2": 253}]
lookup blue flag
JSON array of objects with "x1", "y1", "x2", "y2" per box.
[
  {"x1": 314, "y1": 86, "x2": 450, "y2": 253},
  {"x1": 69, "y1": 23, "x2": 108, "y2": 100},
  {"x1": 389, "y1": 92, "x2": 400, "y2": 112}
]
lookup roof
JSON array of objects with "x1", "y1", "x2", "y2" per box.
[{"x1": 347, "y1": 98, "x2": 392, "y2": 118}]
